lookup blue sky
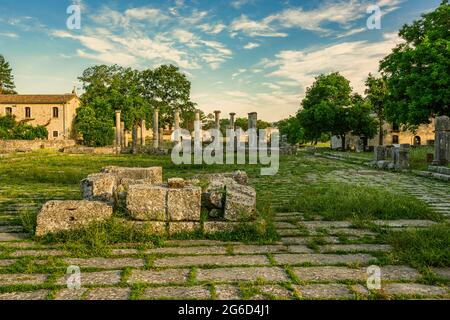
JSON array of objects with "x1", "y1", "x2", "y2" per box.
[{"x1": 0, "y1": 0, "x2": 442, "y2": 121}]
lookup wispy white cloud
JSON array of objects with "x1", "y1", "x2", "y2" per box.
[
  {"x1": 230, "y1": 15, "x2": 288, "y2": 37},
  {"x1": 0, "y1": 32, "x2": 19, "y2": 38},
  {"x1": 244, "y1": 42, "x2": 260, "y2": 50},
  {"x1": 231, "y1": 0, "x2": 255, "y2": 9},
  {"x1": 264, "y1": 32, "x2": 403, "y2": 94}
]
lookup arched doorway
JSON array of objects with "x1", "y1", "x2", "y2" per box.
[{"x1": 414, "y1": 136, "x2": 421, "y2": 146}]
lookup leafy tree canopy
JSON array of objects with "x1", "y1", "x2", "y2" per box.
[
  {"x1": 380, "y1": 0, "x2": 450, "y2": 125},
  {"x1": 0, "y1": 54, "x2": 16, "y2": 94}
]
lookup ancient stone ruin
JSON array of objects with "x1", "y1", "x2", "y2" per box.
[
  {"x1": 431, "y1": 115, "x2": 450, "y2": 166},
  {"x1": 372, "y1": 144, "x2": 410, "y2": 170},
  {"x1": 36, "y1": 166, "x2": 258, "y2": 237}
]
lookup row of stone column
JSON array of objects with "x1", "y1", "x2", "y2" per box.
[{"x1": 115, "y1": 109, "x2": 259, "y2": 150}]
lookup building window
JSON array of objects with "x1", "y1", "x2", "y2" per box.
[
  {"x1": 25, "y1": 107, "x2": 31, "y2": 118},
  {"x1": 5, "y1": 107, "x2": 12, "y2": 116},
  {"x1": 53, "y1": 131, "x2": 59, "y2": 138},
  {"x1": 392, "y1": 135, "x2": 399, "y2": 144},
  {"x1": 392, "y1": 122, "x2": 400, "y2": 131},
  {"x1": 53, "y1": 107, "x2": 59, "y2": 118}
]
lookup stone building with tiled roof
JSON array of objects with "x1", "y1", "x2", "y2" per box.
[{"x1": 0, "y1": 91, "x2": 80, "y2": 140}]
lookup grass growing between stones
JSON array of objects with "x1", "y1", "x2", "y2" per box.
[
  {"x1": 279, "y1": 184, "x2": 441, "y2": 221},
  {"x1": 385, "y1": 224, "x2": 450, "y2": 269},
  {"x1": 409, "y1": 146, "x2": 434, "y2": 171}
]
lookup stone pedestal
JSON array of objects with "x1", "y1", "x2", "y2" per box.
[
  {"x1": 432, "y1": 116, "x2": 450, "y2": 166},
  {"x1": 248, "y1": 112, "x2": 257, "y2": 130}
]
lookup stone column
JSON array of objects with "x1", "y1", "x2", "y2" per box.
[
  {"x1": 115, "y1": 111, "x2": 121, "y2": 149},
  {"x1": 229, "y1": 113, "x2": 236, "y2": 129},
  {"x1": 140, "y1": 120, "x2": 146, "y2": 146},
  {"x1": 398, "y1": 144, "x2": 410, "y2": 169},
  {"x1": 174, "y1": 109, "x2": 181, "y2": 130},
  {"x1": 120, "y1": 122, "x2": 125, "y2": 148},
  {"x1": 159, "y1": 128, "x2": 164, "y2": 145},
  {"x1": 153, "y1": 109, "x2": 159, "y2": 148},
  {"x1": 248, "y1": 112, "x2": 257, "y2": 130},
  {"x1": 432, "y1": 116, "x2": 450, "y2": 166},
  {"x1": 124, "y1": 130, "x2": 129, "y2": 148},
  {"x1": 374, "y1": 146, "x2": 387, "y2": 161},
  {"x1": 214, "y1": 110, "x2": 221, "y2": 130}
]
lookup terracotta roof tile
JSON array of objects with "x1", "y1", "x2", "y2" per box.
[{"x1": 0, "y1": 94, "x2": 79, "y2": 104}]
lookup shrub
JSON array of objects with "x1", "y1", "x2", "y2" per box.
[{"x1": 0, "y1": 115, "x2": 48, "y2": 140}]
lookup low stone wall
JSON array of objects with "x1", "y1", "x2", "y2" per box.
[
  {"x1": 62, "y1": 146, "x2": 116, "y2": 155},
  {"x1": 0, "y1": 139, "x2": 76, "y2": 153}
]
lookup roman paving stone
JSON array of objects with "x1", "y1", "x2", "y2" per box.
[
  {"x1": 432, "y1": 267, "x2": 450, "y2": 279},
  {"x1": 275, "y1": 213, "x2": 303, "y2": 217},
  {"x1": 294, "y1": 284, "x2": 354, "y2": 300},
  {"x1": 328, "y1": 229, "x2": 377, "y2": 237},
  {"x1": 65, "y1": 257, "x2": 145, "y2": 269},
  {"x1": 273, "y1": 254, "x2": 375, "y2": 266},
  {"x1": 274, "y1": 217, "x2": 302, "y2": 222},
  {"x1": 127, "y1": 269, "x2": 189, "y2": 285},
  {"x1": 196, "y1": 267, "x2": 289, "y2": 282},
  {"x1": 11, "y1": 249, "x2": 68, "y2": 257},
  {"x1": 232, "y1": 245, "x2": 289, "y2": 254},
  {"x1": 203, "y1": 221, "x2": 241, "y2": 234},
  {"x1": 302, "y1": 221, "x2": 352, "y2": 229},
  {"x1": 256, "y1": 285, "x2": 293, "y2": 299},
  {"x1": 215, "y1": 284, "x2": 242, "y2": 300},
  {"x1": 55, "y1": 288, "x2": 87, "y2": 300},
  {"x1": 142, "y1": 286, "x2": 211, "y2": 300},
  {"x1": 0, "y1": 242, "x2": 41, "y2": 249},
  {"x1": 382, "y1": 283, "x2": 448, "y2": 297},
  {"x1": 293, "y1": 267, "x2": 364, "y2": 282},
  {"x1": 381, "y1": 266, "x2": 421, "y2": 281},
  {"x1": 0, "y1": 273, "x2": 47, "y2": 286},
  {"x1": 0, "y1": 226, "x2": 23, "y2": 232},
  {"x1": 57, "y1": 270, "x2": 122, "y2": 286},
  {"x1": 319, "y1": 244, "x2": 392, "y2": 253},
  {"x1": 288, "y1": 245, "x2": 315, "y2": 253},
  {"x1": 154, "y1": 255, "x2": 269, "y2": 268},
  {"x1": 281, "y1": 237, "x2": 309, "y2": 245},
  {"x1": 351, "y1": 284, "x2": 370, "y2": 297},
  {"x1": 277, "y1": 229, "x2": 304, "y2": 237},
  {"x1": 373, "y1": 220, "x2": 436, "y2": 228},
  {"x1": 86, "y1": 287, "x2": 131, "y2": 300},
  {"x1": 164, "y1": 240, "x2": 228, "y2": 247},
  {"x1": 0, "y1": 290, "x2": 49, "y2": 300},
  {"x1": 145, "y1": 246, "x2": 227, "y2": 255},
  {"x1": 111, "y1": 248, "x2": 140, "y2": 255},
  {"x1": 0, "y1": 259, "x2": 16, "y2": 267},
  {"x1": 274, "y1": 222, "x2": 298, "y2": 229},
  {"x1": 0, "y1": 233, "x2": 28, "y2": 241}
]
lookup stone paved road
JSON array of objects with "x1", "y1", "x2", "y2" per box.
[{"x1": 0, "y1": 154, "x2": 449, "y2": 300}]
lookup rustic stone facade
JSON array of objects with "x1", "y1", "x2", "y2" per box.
[{"x1": 0, "y1": 93, "x2": 80, "y2": 140}]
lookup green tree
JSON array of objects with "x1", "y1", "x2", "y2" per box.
[
  {"x1": 297, "y1": 72, "x2": 353, "y2": 148},
  {"x1": 365, "y1": 74, "x2": 388, "y2": 145},
  {"x1": 276, "y1": 116, "x2": 305, "y2": 145},
  {"x1": 380, "y1": 0, "x2": 450, "y2": 125},
  {"x1": 140, "y1": 65, "x2": 196, "y2": 128},
  {"x1": 349, "y1": 95, "x2": 378, "y2": 147},
  {"x1": 0, "y1": 55, "x2": 16, "y2": 94}
]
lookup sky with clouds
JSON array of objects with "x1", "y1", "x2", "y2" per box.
[{"x1": 0, "y1": 0, "x2": 442, "y2": 121}]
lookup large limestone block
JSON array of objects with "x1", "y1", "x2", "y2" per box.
[
  {"x1": 202, "y1": 179, "x2": 227, "y2": 210},
  {"x1": 102, "y1": 166, "x2": 163, "y2": 185},
  {"x1": 224, "y1": 183, "x2": 256, "y2": 221},
  {"x1": 80, "y1": 173, "x2": 117, "y2": 204},
  {"x1": 167, "y1": 186, "x2": 202, "y2": 221},
  {"x1": 36, "y1": 201, "x2": 113, "y2": 237},
  {"x1": 126, "y1": 185, "x2": 167, "y2": 221}
]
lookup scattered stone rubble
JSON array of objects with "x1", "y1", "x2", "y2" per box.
[{"x1": 35, "y1": 167, "x2": 258, "y2": 237}]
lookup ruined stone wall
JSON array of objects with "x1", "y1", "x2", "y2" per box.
[{"x1": 0, "y1": 139, "x2": 76, "y2": 153}]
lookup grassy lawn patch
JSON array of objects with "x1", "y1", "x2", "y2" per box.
[
  {"x1": 279, "y1": 184, "x2": 441, "y2": 221},
  {"x1": 409, "y1": 146, "x2": 434, "y2": 171},
  {"x1": 386, "y1": 224, "x2": 450, "y2": 269}
]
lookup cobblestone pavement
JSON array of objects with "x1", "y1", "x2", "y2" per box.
[{"x1": 0, "y1": 155, "x2": 449, "y2": 300}]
